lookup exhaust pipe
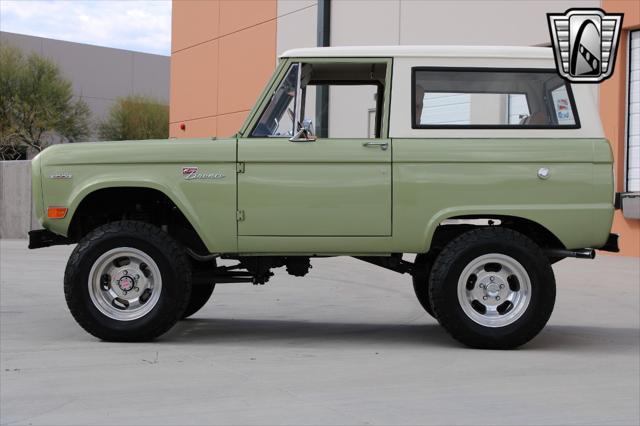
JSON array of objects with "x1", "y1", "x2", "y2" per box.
[{"x1": 545, "y1": 248, "x2": 596, "y2": 259}]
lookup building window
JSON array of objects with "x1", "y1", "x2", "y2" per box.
[
  {"x1": 627, "y1": 30, "x2": 639, "y2": 192},
  {"x1": 412, "y1": 68, "x2": 579, "y2": 129}
]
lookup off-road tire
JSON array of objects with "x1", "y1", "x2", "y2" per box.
[
  {"x1": 181, "y1": 284, "x2": 215, "y2": 319},
  {"x1": 429, "y1": 227, "x2": 555, "y2": 349},
  {"x1": 64, "y1": 221, "x2": 192, "y2": 341},
  {"x1": 412, "y1": 253, "x2": 435, "y2": 318}
]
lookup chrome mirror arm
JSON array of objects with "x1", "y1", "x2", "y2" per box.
[
  {"x1": 289, "y1": 128, "x2": 317, "y2": 142},
  {"x1": 289, "y1": 118, "x2": 316, "y2": 142}
]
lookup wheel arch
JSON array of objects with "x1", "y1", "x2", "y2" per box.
[
  {"x1": 66, "y1": 184, "x2": 208, "y2": 253},
  {"x1": 425, "y1": 213, "x2": 566, "y2": 253}
]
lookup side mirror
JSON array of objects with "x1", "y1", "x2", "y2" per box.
[{"x1": 289, "y1": 119, "x2": 316, "y2": 142}]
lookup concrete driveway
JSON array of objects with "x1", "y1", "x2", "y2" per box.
[{"x1": 1, "y1": 239, "x2": 639, "y2": 425}]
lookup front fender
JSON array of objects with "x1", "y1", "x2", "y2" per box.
[{"x1": 40, "y1": 163, "x2": 238, "y2": 253}]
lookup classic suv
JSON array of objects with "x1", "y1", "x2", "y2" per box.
[{"x1": 29, "y1": 46, "x2": 619, "y2": 349}]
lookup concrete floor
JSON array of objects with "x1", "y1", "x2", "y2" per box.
[{"x1": 1, "y1": 239, "x2": 639, "y2": 426}]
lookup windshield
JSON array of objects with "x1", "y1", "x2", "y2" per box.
[{"x1": 252, "y1": 63, "x2": 299, "y2": 137}]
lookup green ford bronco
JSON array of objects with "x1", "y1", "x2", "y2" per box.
[{"x1": 29, "y1": 46, "x2": 620, "y2": 349}]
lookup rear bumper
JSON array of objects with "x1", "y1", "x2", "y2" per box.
[
  {"x1": 28, "y1": 229, "x2": 71, "y2": 249},
  {"x1": 616, "y1": 192, "x2": 640, "y2": 219}
]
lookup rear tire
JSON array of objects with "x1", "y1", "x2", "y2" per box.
[
  {"x1": 429, "y1": 227, "x2": 555, "y2": 349},
  {"x1": 64, "y1": 221, "x2": 192, "y2": 341},
  {"x1": 181, "y1": 284, "x2": 215, "y2": 319}
]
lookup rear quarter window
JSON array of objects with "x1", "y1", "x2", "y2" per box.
[{"x1": 412, "y1": 68, "x2": 580, "y2": 129}]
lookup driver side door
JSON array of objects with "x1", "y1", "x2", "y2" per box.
[{"x1": 236, "y1": 60, "x2": 393, "y2": 245}]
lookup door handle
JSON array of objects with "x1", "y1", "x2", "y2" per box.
[{"x1": 362, "y1": 141, "x2": 388, "y2": 151}]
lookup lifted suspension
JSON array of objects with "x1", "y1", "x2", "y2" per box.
[
  {"x1": 191, "y1": 256, "x2": 313, "y2": 286},
  {"x1": 354, "y1": 254, "x2": 415, "y2": 275}
]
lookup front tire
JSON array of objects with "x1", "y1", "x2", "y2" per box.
[
  {"x1": 64, "y1": 221, "x2": 192, "y2": 341},
  {"x1": 429, "y1": 227, "x2": 555, "y2": 349}
]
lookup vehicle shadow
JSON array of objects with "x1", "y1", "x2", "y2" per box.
[
  {"x1": 163, "y1": 318, "x2": 640, "y2": 353},
  {"x1": 164, "y1": 317, "x2": 455, "y2": 348},
  {"x1": 527, "y1": 324, "x2": 640, "y2": 353}
]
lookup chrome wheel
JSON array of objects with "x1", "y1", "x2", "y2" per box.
[
  {"x1": 457, "y1": 254, "x2": 531, "y2": 328},
  {"x1": 88, "y1": 247, "x2": 162, "y2": 321}
]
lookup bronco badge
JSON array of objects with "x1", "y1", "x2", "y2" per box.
[
  {"x1": 182, "y1": 166, "x2": 225, "y2": 181},
  {"x1": 49, "y1": 172, "x2": 72, "y2": 179}
]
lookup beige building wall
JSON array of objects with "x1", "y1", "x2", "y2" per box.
[{"x1": 1, "y1": 31, "x2": 169, "y2": 141}]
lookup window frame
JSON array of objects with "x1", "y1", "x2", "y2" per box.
[
  {"x1": 240, "y1": 57, "x2": 393, "y2": 139},
  {"x1": 250, "y1": 62, "x2": 300, "y2": 138},
  {"x1": 625, "y1": 30, "x2": 639, "y2": 193},
  {"x1": 302, "y1": 80, "x2": 385, "y2": 138},
  {"x1": 410, "y1": 66, "x2": 581, "y2": 130}
]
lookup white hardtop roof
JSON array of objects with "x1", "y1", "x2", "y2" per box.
[{"x1": 280, "y1": 45, "x2": 554, "y2": 60}]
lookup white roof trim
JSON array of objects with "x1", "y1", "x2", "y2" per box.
[{"x1": 280, "y1": 45, "x2": 554, "y2": 60}]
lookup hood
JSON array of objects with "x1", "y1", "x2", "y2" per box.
[{"x1": 36, "y1": 138, "x2": 237, "y2": 166}]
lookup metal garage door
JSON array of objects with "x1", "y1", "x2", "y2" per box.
[{"x1": 628, "y1": 30, "x2": 639, "y2": 192}]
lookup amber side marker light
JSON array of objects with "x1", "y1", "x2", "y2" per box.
[{"x1": 47, "y1": 207, "x2": 68, "y2": 219}]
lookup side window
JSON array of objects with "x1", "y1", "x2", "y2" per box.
[
  {"x1": 304, "y1": 84, "x2": 381, "y2": 138},
  {"x1": 252, "y1": 63, "x2": 299, "y2": 137},
  {"x1": 419, "y1": 93, "x2": 470, "y2": 125},
  {"x1": 550, "y1": 85, "x2": 576, "y2": 125},
  {"x1": 412, "y1": 69, "x2": 579, "y2": 128},
  {"x1": 251, "y1": 61, "x2": 387, "y2": 139},
  {"x1": 508, "y1": 94, "x2": 530, "y2": 124}
]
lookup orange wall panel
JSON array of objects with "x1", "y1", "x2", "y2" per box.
[
  {"x1": 219, "y1": 0, "x2": 277, "y2": 37},
  {"x1": 218, "y1": 20, "x2": 277, "y2": 115},
  {"x1": 172, "y1": 0, "x2": 220, "y2": 53},
  {"x1": 599, "y1": 37, "x2": 627, "y2": 193},
  {"x1": 170, "y1": 40, "x2": 219, "y2": 124},
  {"x1": 601, "y1": 0, "x2": 640, "y2": 257},
  {"x1": 218, "y1": 111, "x2": 249, "y2": 137},
  {"x1": 171, "y1": 0, "x2": 276, "y2": 137},
  {"x1": 611, "y1": 211, "x2": 640, "y2": 257},
  {"x1": 169, "y1": 116, "x2": 217, "y2": 139},
  {"x1": 604, "y1": 0, "x2": 639, "y2": 25}
]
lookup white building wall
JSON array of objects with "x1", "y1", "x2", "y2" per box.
[
  {"x1": 276, "y1": 1, "x2": 318, "y2": 130},
  {"x1": 398, "y1": 1, "x2": 601, "y2": 46},
  {"x1": 330, "y1": 0, "x2": 601, "y2": 47},
  {"x1": 332, "y1": 1, "x2": 401, "y2": 46},
  {"x1": 276, "y1": 1, "x2": 318, "y2": 55}
]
